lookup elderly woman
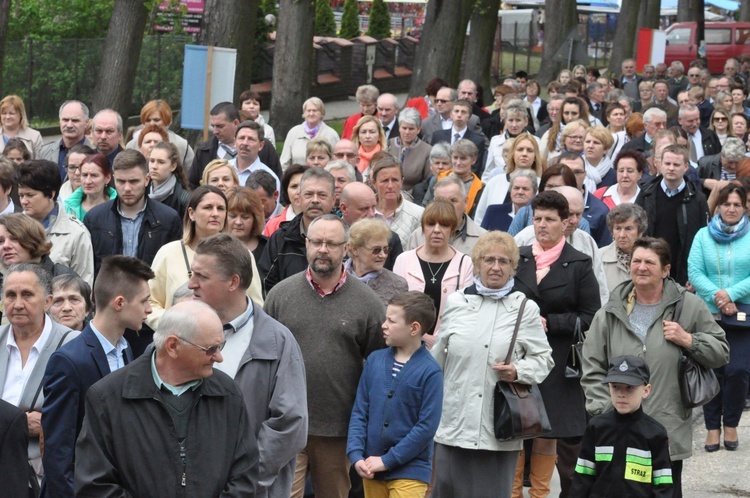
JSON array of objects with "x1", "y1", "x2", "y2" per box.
[
  {"x1": 0, "y1": 95, "x2": 43, "y2": 158},
  {"x1": 201, "y1": 158, "x2": 239, "y2": 195},
  {"x1": 688, "y1": 184, "x2": 750, "y2": 453},
  {"x1": 263, "y1": 164, "x2": 310, "y2": 237},
  {"x1": 148, "y1": 141, "x2": 190, "y2": 218},
  {"x1": 372, "y1": 155, "x2": 425, "y2": 246},
  {"x1": 699, "y1": 137, "x2": 746, "y2": 195},
  {"x1": 583, "y1": 125, "x2": 616, "y2": 191},
  {"x1": 226, "y1": 186, "x2": 267, "y2": 262},
  {"x1": 352, "y1": 115, "x2": 387, "y2": 182},
  {"x1": 426, "y1": 140, "x2": 484, "y2": 217},
  {"x1": 238, "y1": 89, "x2": 276, "y2": 146},
  {"x1": 388, "y1": 107, "x2": 432, "y2": 193},
  {"x1": 393, "y1": 199, "x2": 474, "y2": 348},
  {"x1": 481, "y1": 169, "x2": 538, "y2": 232},
  {"x1": 346, "y1": 218, "x2": 408, "y2": 307},
  {"x1": 125, "y1": 99, "x2": 195, "y2": 166},
  {"x1": 0, "y1": 213, "x2": 76, "y2": 278},
  {"x1": 342, "y1": 84, "x2": 380, "y2": 140},
  {"x1": 0, "y1": 263, "x2": 77, "y2": 479},
  {"x1": 593, "y1": 149, "x2": 645, "y2": 208},
  {"x1": 280, "y1": 97, "x2": 340, "y2": 170},
  {"x1": 413, "y1": 143, "x2": 451, "y2": 206},
  {"x1": 58, "y1": 144, "x2": 95, "y2": 202},
  {"x1": 49, "y1": 273, "x2": 92, "y2": 331},
  {"x1": 305, "y1": 137, "x2": 332, "y2": 169},
  {"x1": 732, "y1": 112, "x2": 748, "y2": 138},
  {"x1": 137, "y1": 123, "x2": 168, "y2": 159},
  {"x1": 513, "y1": 190, "x2": 602, "y2": 498},
  {"x1": 64, "y1": 153, "x2": 117, "y2": 221},
  {"x1": 598, "y1": 203, "x2": 648, "y2": 292},
  {"x1": 431, "y1": 231, "x2": 553, "y2": 498},
  {"x1": 583, "y1": 237, "x2": 729, "y2": 498},
  {"x1": 548, "y1": 119, "x2": 590, "y2": 164}
]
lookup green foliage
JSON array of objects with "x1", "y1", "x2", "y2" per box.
[
  {"x1": 7, "y1": 0, "x2": 114, "y2": 41},
  {"x1": 339, "y1": 0, "x2": 360, "y2": 39},
  {"x1": 367, "y1": 0, "x2": 391, "y2": 40},
  {"x1": 315, "y1": 0, "x2": 336, "y2": 37}
]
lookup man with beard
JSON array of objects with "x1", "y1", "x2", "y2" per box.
[
  {"x1": 83, "y1": 150, "x2": 183, "y2": 278},
  {"x1": 39, "y1": 100, "x2": 93, "y2": 180},
  {"x1": 265, "y1": 214, "x2": 385, "y2": 498},
  {"x1": 258, "y1": 167, "x2": 336, "y2": 294}
]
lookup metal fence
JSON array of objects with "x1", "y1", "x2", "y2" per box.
[{"x1": 2, "y1": 34, "x2": 194, "y2": 123}]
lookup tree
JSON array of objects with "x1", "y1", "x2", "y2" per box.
[
  {"x1": 537, "y1": 0, "x2": 578, "y2": 84},
  {"x1": 92, "y1": 0, "x2": 148, "y2": 117},
  {"x1": 409, "y1": 0, "x2": 473, "y2": 97},
  {"x1": 7, "y1": 0, "x2": 113, "y2": 41},
  {"x1": 0, "y1": 0, "x2": 10, "y2": 96},
  {"x1": 200, "y1": 0, "x2": 258, "y2": 102},
  {"x1": 463, "y1": 0, "x2": 501, "y2": 105},
  {"x1": 270, "y1": 0, "x2": 316, "y2": 139},
  {"x1": 677, "y1": 0, "x2": 701, "y2": 22},
  {"x1": 339, "y1": 0, "x2": 360, "y2": 39},
  {"x1": 315, "y1": 0, "x2": 336, "y2": 37},
  {"x1": 367, "y1": 0, "x2": 392, "y2": 39},
  {"x1": 607, "y1": 0, "x2": 640, "y2": 77},
  {"x1": 740, "y1": 0, "x2": 749, "y2": 22}
]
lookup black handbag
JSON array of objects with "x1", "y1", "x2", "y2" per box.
[
  {"x1": 673, "y1": 293, "x2": 720, "y2": 408},
  {"x1": 564, "y1": 318, "x2": 585, "y2": 379},
  {"x1": 493, "y1": 298, "x2": 552, "y2": 441}
]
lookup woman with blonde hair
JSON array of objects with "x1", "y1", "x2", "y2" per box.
[
  {"x1": 201, "y1": 158, "x2": 239, "y2": 194},
  {"x1": 352, "y1": 115, "x2": 388, "y2": 182},
  {"x1": 0, "y1": 94, "x2": 43, "y2": 158},
  {"x1": 583, "y1": 125, "x2": 616, "y2": 191},
  {"x1": 305, "y1": 137, "x2": 333, "y2": 168},
  {"x1": 709, "y1": 107, "x2": 734, "y2": 146}
]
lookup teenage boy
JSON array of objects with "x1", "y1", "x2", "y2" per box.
[
  {"x1": 347, "y1": 292, "x2": 444, "y2": 497},
  {"x1": 571, "y1": 355, "x2": 673, "y2": 498}
]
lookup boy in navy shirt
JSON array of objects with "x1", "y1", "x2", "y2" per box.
[
  {"x1": 572, "y1": 355, "x2": 674, "y2": 497},
  {"x1": 347, "y1": 291, "x2": 444, "y2": 497}
]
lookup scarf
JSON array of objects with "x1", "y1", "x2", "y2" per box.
[
  {"x1": 357, "y1": 143, "x2": 382, "y2": 173},
  {"x1": 708, "y1": 213, "x2": 750, "y2": 243},
  {"x1": 532, "y1": 236, "x2": 565, "y2": 284},
  {"x1": 585, "y1": 155, "x2": 613, "y2": 187},
  {"x1": 150, "y1": 174, "x2": 177, "y2": 202},
  {"x1": 473, "y1": 276, "x2": 515, "y2": 300},
  {"x1": 304, "y1": 122, "x2": 320, "y2": 139},
  {"x1": 616, "y1": 246, "x2": 631, "y2": 273}
]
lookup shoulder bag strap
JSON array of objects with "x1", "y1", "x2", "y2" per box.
[
  {"x1": 29, "y1": 330, "x2": 73, "y2": 411},
  {"x1": 456, "y1": 254, "x2": 467, "y2": 291},
  {"x1": 181, "y1": 242, "x2": 192, "y2": 278},
  {"x1": 504, "y1": 298, "x2": 529, "y2": 364}
]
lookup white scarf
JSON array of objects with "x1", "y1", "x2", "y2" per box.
[{"x1": 585, "y1": 155, "x2": 613, "y2": 190}]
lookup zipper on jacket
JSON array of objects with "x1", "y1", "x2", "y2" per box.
[{"x1": 182, "y1": 473, "x2": 186, "y2": 486}]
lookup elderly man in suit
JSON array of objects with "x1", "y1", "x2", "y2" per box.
[{"x1": 40, "y1": 256, "x2": 154, "y2": 498}]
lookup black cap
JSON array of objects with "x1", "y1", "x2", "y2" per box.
[{"x1": 602, "y1": 355, "x2": 650, "y2": 386}]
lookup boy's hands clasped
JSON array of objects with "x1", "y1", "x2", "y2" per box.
[{"x1": 354, "y1": 456, "x2": 387, "y2": 479}]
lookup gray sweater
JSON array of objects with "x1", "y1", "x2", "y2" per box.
[{"x1": 264, "y1": 272, "x2": 386, "y2": 437}]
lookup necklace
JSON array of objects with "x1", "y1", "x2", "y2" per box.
[{"x1": 426, "y1": 261, "x2": 447, "y2": 284}]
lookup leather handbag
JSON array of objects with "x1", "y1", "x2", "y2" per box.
[
  {"x1": 715, "y1": 242, "x2": 750, "y2": 329},
  {"x1": 673, "y1": 293, "x2": 720, "y2": 408},
  {"x1": 564, "y1": 318, "x2": 585, "y2": 379},
  {"x1": 493, "y1": 298, "x2": 552, "y2": 441}
]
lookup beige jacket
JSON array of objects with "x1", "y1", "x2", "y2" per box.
[
  {"x1": 47, "y1": 203, "x2": 94, "y2": 285},
  {"x1": 0, "y1": 126, "x2": 44, "y2": 158},
  {"x1": 599, "y1": 241, "x2": 631, "y2": 294}
]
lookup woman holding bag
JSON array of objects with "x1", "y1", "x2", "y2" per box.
[
  {"x1": 688, "y1": 184, "x2": 750, "y2": 453},
  {"x1": 431, "y1": 231, "x2": 553, "y2": 498}
]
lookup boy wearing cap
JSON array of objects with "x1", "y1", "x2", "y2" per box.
[{"x1": 571, "y1": 355, "x2": 674, "y2": 497}]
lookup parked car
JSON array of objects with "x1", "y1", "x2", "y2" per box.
[{"x1": 665, "y1": 22, "x2": 750, "y2": 74}]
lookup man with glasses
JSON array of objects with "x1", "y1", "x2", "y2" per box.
[
  {"x1": 42, "y1": 256, "x2": 154, "y2": 497},
  {"x1": 265, "y1": 214, "x2": 386, "y2": 498},
  {"x1": 686, "y1": 67, "x2": 702, "y2": 90},
  {"x1": 74, "y1": 300, "x2": 256, "y2": 496},
  {"x1": 331, "y1": 139, "x2": 364, "y2": 182},
  {"x1": 258, "y1": 168, "x2": 336, "y2": 294},
  {"x1": 189, "y1": 233, "x2": 307, "y2": 498},
  {"x1": 39, "y1": 100, "x2": 93, "y2": 180},
  {"x1": 622, "y1": 108, "x2": 668, "y2": 154}
]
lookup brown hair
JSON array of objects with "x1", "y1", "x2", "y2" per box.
[
  {"x1": 0, "y1": 213, "x2": 52, "y2": 259},
  {"x1": 226, "y1": 187, "x2": 265, "y2": 237}
]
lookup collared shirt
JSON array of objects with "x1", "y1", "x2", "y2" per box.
[
  {"x1": 42, "y1": 204, "x2": 60, "y2": 231},
  {"x1": 660, "y1": 178, "x2": 686, "y2": 197},
  {"x1": 216, "y1": 141, "x2": 236, "y2": 160},
  {"x1": 690, "y1": 130, "x2": 706, "y2": 160},
  {"x1": 229, "y1": 156, "x2": 280, "y2": 191},
  {"x1": 214, "y1": 298, "x2": 255, "y2": 378},
  {"x1": 0, "y1": 199, "x2": 15, "y2": 216},
  {"x1": 151, "y1": 350, "x2": 202, "y2": 396},
  {"x1": 450, "y1": 127, "x2": 467, "y2": 143},
  {"x1": 89, "y1": 321, "x2": 129, "y2": 374},
  {"x1": 381, "y1": 119, "x2": 395, "y2": 137},
  {"x1": 440, "y1": 116, "x2": 453, "y2": 130},
  {"x1": 529, "y1": 96, "x2": 542, "y2": 118},
  {"x1": 305, "y1": 266, "x2": 348, "y2": 297},
  {"x1": 2, "y1": 315, "x2": 53, "y2": 407},
  {"x1": 118, "y1": 200, "x2": 148, "y2": 258}
]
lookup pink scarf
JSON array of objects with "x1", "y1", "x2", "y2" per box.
[
  {"x1": 532, "y1": 237, "x2": 565, "y2": 284},
  {"x1": 356, "y1": 143, "x2": 382, "y2": 173}
]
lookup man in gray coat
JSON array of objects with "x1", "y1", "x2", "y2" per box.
[{"x1": 189, "y1": 233, "x2": 307, "y2": 498}]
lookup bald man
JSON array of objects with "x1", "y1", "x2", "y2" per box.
[{"x1": 377, "y1": 94, "x2": 400, "y2": 140}]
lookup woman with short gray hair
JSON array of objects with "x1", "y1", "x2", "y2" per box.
[
  {"x1": 598, "y1": 203, "x2": 648, "y2": 292},
  {"x1": 412, "y1": 142, "x2": 452, "y2": 206},
  {"x1": 388, "y1": 107, "x2": 432, "y2": 193}
]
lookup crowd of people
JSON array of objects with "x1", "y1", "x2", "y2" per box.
[{"x1": 0, "y1": 52, "x2": 749, "y2": 498}]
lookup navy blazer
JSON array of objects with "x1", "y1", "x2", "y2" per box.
[
  {"x1": 584, "y1": 190, "x2": 613, "y2": 248},
  {"x1": 40, "y1": 325, "x2": 132, "y2": 498},
  {"x1": 430, "y1": 129, "x2": 488, "y2": 177}
]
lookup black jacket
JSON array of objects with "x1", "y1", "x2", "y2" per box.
[
  {"x1": 431, "y1": 129, "x2": 487, "y2": 177},
  {"x1": 189, "y1": 135, "x2": 282, "y2": 189},
  {"x1": 84, "y1": 197, "x2": 183, "y2": 278},
  {"x1": 635, "y1": 174, "x2": 709, "y2": 285},
  {"x1": 570, "y1": 407, "x2": 673, "y2": 498},
  {"x1": 696, "y1": 126, "x2": 723, "y2": 159},
  {"x1": 0, "y1": 399, "x2": 32, "y2": 498},
  {"x1": 154, "y1": 180, "x2": 191, "y2": 219},
  {"x1": 257, "y1": 212, "x2": 308, "y2": 295}
]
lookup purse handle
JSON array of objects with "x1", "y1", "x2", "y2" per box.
[{"x1": 504, "y1": 298, "x2": 529, "y2": 364}]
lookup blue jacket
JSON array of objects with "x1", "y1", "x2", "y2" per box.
[
  {"x1": 347, "y1": 344, "x2": 443, "y2": 484},
  {"x1": 584, "y1": 190, "x2": 612, "y2": 248},
  {"x1": 41, "y1": 324, "x2": 133, "y2": 498}
]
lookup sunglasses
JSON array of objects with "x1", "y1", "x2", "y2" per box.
[
  {"x1": 177, "y1": 336, "x2": 226, "y2": 356},
  {"x1": 434, "y1": 99, "x2": 452, "y2": 104},
  {"x1": 713, "y1": 117, "x2": 728, "y2": 122},
  {"x1": 364, "y1": 245, "x2": 390, "y2": 256}
]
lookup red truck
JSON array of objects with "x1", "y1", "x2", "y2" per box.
[{"x1": 665, "y1": 22, "x2": 750, "y2": 74}]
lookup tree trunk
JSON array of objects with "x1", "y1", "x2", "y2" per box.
[
  {"x1": 608, "y1": 0, "x2": 640, "y2": 77},
  {"x1": 537, "y1": 0, "x2": 578, "y2": 85},
  {"x1": 409, "y1": 0, "x2": 473, "y2": 97},
  {"x1": 677, "y1": 0, "x2": 701, "y2": 22},
  {"x1": 92, "y1": 0, "x2": 148, "y2": 117},
  {"x1": 270, "y1": 0, "x2": 315, "y2": 139},
  {"x1": 740, "y1": 0, "x2": 750, "y2": 22},
  {"x1": 463, "y1": 0, "x2": 501, "y2": 104},
  {"x1": 201, "y1": 0, "x2": 258, "y2": 103},
  {"x1": 0, "y1": 0, "x2": 11, "y2": 97}
]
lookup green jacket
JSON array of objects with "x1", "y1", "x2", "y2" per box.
[
  {"x1": 581, "y1": 278, "x2": 728, "y2": 460},
  {"x1": 63, "y1": 186, "x2": 117, "y2": 222}
]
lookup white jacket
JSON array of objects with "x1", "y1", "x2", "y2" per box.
[{"x1": 47, "y1": 203, "x2": 94, "y2": 285}]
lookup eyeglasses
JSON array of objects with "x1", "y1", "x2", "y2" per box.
[
  {"x1": 306, "y1": 238, "x2": 347, "y2": 249},
  {"x1": 434, "y1": 99, "x2": 452, "y2": 104},
  {"x1": 713, "y1": 117, "x2": 728, "y2": 122},
  {"x1": 177, "y1": 336, "x2": 226, "y2": 356},
  {"x1": 567, "y1": 135, "x2": 584, "y2": 142},
  {"x1": 363, "y1": 245, "x2": 390, "y2": 256},
  {"x1": 66, "y1": 164, "x2": 81, "y2": 172},
  {"x1": 482, "y1": 257, "x2": 511, "y2": 267},
  {"x1": 334, "y1": 152, "x2": 357, "y2": 159},
  {"x1": 688, "y1": 73, "x2": 701, "y2": 78}
]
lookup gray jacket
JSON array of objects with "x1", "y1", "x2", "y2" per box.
[{"x1": 235, "y1": 302, "x2": 307, "y2": 498}]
